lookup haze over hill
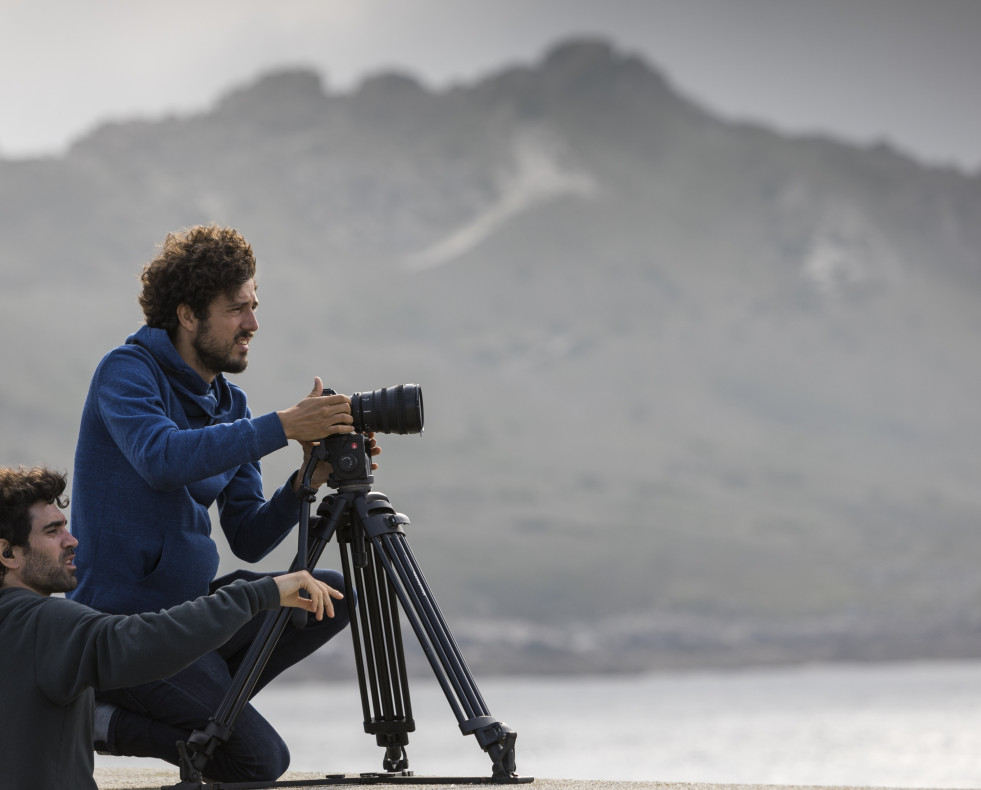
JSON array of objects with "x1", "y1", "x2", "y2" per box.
[{"x1": 2, "y1": 38, "x2": 980, "y2": 673}]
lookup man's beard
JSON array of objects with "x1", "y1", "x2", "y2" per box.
[
  {"x1": 22, "y1": 546, "x2": 77, "y2": 595},
  {"x1": 193, "y1": 323, "x2": 250, "y2": 376}
]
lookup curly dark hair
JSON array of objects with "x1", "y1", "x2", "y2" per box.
[
  {"x1": 138, "y1": 225, "x2": 257, "y2": 336},
  {"x1": 0, "y1": 466, "x2": 69, "y2": 582}
]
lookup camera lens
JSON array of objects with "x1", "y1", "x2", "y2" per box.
[{"x1": 350, "y1": 384, "x2": 424, "y2": 435}]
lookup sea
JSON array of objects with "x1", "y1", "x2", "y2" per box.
[{"x1": 96, "y1": 660, "x2": 981, "y2": 787}]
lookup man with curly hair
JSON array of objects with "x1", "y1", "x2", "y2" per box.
[
  {"x1": 69, "y1": 225, "x2": 372, "y2": 782},
  {"x1": 0, "y1": 465, "x2": 343, "y2": 790}
]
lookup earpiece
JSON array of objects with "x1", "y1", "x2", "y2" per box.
[{"x1": 2, "y1": 548, "x2": 13, "y2": 559}]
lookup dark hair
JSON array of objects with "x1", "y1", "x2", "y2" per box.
[
  {"x1": 0, "y1": 467, "x2": 68, "y2": 582},
  {"x1": 138, "y1": 224, "x2": 257, "y2": 337}
]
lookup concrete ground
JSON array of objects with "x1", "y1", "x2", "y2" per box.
[{"x1": 93, "y1": 767, "x2": 917, "y2": 790}]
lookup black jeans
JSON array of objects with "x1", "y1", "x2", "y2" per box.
[{"x1": 97, "y1": 568, "x2": 352, "y2": 782}]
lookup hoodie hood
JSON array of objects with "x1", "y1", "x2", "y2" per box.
[{"x1": 126, "y1": 325, "x2": 235, "y2": 423}]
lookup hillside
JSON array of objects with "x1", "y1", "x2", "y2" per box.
[{"x1": 2, "y1": 38, "x2": 981, "y2": 673}]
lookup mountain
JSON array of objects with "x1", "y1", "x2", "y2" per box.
[{"x1": 2, "y1": 38, "x2": 981, "y2": 674}]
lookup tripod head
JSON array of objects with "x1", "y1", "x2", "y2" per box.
[{"x1": 310, "y1": 432, "x2": 374, "y2": 490}]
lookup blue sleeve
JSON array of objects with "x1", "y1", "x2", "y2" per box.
[
  {"x1": 93, "y1": 347, "x2": 288, "y2": 491},
  {"x1": 217, "y1": 463, "x2": 304, "y2": 562}
]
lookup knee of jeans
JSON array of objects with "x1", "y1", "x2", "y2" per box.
[
  {"x1": 341, "y1": 584, "x2": 358, "y2": 617},
  {"x1": 258, "y1": 737, "x2": 291, "y2": 781},
  {"x1": 242, "y1": 733, "x2": 290, "y2": 782},
  {"x1": 214, "y1": 730, "x2": 290, "y2": 783},
  {"x1": 326, "y1": 588, "x2": 355, "y2": 631},
  {"x1": 313, "y1": 569, "x2": 357, "y2": 616},
  {"x1": 314, "y1": 568, "x2": 344, "y2": 590}
]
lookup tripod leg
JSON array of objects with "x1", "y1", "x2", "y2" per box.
[
  {"x1": 384, "y1": 534, "x2": 486, "y2": 719},
  {"x1": 338, "y1": 512, "x2": 414, "y2": 773},
  {"x1": 351, "y1": 493, "x2": 523, "y2": 780},
  {"x1": 172, "y1": 496, "x2": 350, "y2": 787},
  {"x1": 378, "y1": 533, "x2": 520, "y2": 779}
]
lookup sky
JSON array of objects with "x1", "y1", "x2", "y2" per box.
[{"x1": 1, "y1": 0, "x2": 980, "y2": 172}]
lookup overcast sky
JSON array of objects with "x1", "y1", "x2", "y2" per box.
[{"x1": 2, "y1": 0, "x2": 979, "y2": 171}]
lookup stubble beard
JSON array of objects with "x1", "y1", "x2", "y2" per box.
[
  {"x1": 22, "y1": 546, "x2": 77, "y2": 596},
  {"x1": 193, "y1": 324, "x2": 250, "y2": 376}
]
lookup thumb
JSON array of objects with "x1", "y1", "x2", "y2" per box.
[{"x1": 308, "y1": 376, "x2": 324, "y2": 398}]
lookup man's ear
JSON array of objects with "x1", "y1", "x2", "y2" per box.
[{"x1": 176, "y1": 304, "x2": 198, "y2": 333}]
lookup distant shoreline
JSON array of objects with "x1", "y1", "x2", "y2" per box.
[{"x1": 278, "y1": 625, "x2": 981, "y2": 682}]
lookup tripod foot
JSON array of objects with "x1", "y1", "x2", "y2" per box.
[
  {"x1": 462, "y1": 718, "x2": 521, "y2": 780},
  {"x1": 487, "y1": 730, "x2": 518, "y2": 781},
  {"x1": 173, "y1": 740, "x2": 206, "y2": 789},
  {"x1": 382, "y1": 743, "x2": 410, "y2": 773}
]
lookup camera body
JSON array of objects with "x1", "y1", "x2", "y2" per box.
[{"x1": 318, "y1": 384, "x2": 424, "y2": 487}]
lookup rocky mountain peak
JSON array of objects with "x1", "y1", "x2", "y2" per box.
[{"x1": 216, "y1": 68, "x2": 329, "y2": 113}]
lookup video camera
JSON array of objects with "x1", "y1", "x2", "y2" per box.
[{"x1": 319, "y1": 384, "x2": 424, "y2": 486}]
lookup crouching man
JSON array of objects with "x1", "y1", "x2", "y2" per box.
[{"x1": 0, "y1": 465, "x2": 343, "y2": 790}]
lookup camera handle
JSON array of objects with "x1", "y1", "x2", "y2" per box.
[{"x1": 168, "y1": 434, "x2": 530, "y2": 788}]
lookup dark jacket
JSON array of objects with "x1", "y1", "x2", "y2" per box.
[{"x1": 0, "y1": 576, "x2": 280, "y2": 790}]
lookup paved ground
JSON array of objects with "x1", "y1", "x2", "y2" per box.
[{"x1": 93, "y1": 767, "x2": 920, "y2": 790}]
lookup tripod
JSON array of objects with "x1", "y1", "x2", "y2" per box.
[{"x1": 167, "y1": 432, "x2": 530, "y2": 788}]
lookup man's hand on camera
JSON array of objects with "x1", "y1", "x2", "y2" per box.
[
  {"x1": 366, "y1": 431, "x2": 381, "y2": 471},
  {"x1": 277, "y1": 377, "x2": 354, "y2": 441},
  {"x1": 273, "y1": 570, "x2": 344, "y2": 620}
]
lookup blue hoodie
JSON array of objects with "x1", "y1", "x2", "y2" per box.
[{"x1": 69, "y1": 326, "x2": 299, "y2": 615}]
